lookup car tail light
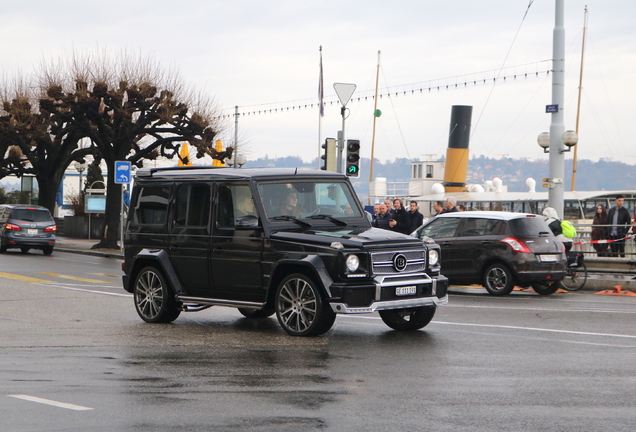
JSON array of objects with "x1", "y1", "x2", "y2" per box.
[
  {"x1": 5, "y1": 223, "x2": 21, "y2": 231},
  {"x1": 500, "y1": 237, "x2": 532, "y2": 253},
  {"x1": 44, "y1": 225, "x2": 57, "y2": 232}
]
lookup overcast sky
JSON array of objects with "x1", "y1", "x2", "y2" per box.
[{"x1": 2, "y1": 0, "x2": 635, "y2": 169}]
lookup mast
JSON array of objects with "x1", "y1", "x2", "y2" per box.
[
  {"x1": 368, "y1": 50, "x2": 381, "y2": 203},
  {"x1": 571, "y1": 6, "x2": 588, "y2": 191}
]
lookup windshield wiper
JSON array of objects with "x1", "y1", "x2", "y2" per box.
[
  {"x1": 269, "y1": 215, "x2": 312, "y2": 227},
  {"x1": 306, "y1": 214, "x2": 348, "y2": 226}
]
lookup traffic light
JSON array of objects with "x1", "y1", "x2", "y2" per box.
[
  {"x1": 345, "y1": 139, "x2": 360, "y2": 177},
  {"x1": 321, "y1": 138, "x2": 336, "y2": 171}
]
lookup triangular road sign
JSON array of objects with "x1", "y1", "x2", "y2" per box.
[{"x1": 333, "y1": 83, "x2": 356, "y2": 107}]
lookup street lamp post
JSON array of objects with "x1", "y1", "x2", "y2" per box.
[
  {"x1": 73, "y1": 161, "x2": 88, "y2": 194},
  {"x1": 537, "y1": 129, "x2": 578, "y2": 213}
]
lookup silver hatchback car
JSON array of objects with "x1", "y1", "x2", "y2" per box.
[{"x1": 0, "y1": 204, "x2": 56, "y2": 255}]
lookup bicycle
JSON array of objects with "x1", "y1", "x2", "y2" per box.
[{"x1": 559, "y1": 251, "x2": 588, "y2": 291}]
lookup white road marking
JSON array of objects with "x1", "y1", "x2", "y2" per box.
[
  {"x1": 447, "y1": 304, "x2": 636, "y2": 314},
  {"x1": 432, "y1": 321, "x2": 636, "y2": 339},
  {"x1": 8, "y1": 395, "x2": 94, "y2": 411},
  {"x1": 40, "y1": 283, "x2": 131, "y2": 298},
  {"x1": 339, "y1": 315, "x2": 636, "y2": 340}
]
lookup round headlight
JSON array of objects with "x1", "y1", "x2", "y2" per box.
[
  {"x1": 345, "y1": 254, "x2": 360, "y2": 272},
  {"x1": 428, "y1": 250, "x2": 439, "y2": 266}
]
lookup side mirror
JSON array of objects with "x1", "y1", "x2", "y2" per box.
[{"x1": 235, "y1": 215, "x2": 261, "y2": 229}]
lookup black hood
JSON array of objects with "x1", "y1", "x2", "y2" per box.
[{"x1": 270, "y1": 227, "x2": 423, "y2": 250}]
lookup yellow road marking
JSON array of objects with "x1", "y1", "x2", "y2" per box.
[
  {"x1": 0, "y1": 272, "x2": 52, "y2": 284},
  {"x1": 36, "y1": 272, "x2": 111, "y2": 283},
  {"x1": 88, "y1": 273, "x2": 120, "y2": 278}
]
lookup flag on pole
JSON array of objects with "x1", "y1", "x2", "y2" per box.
[
  {"x1": 178, "y1": 143, "x2": 192, "y2": 166},
  {"x1": 318, "y1": 46, "x2": 324, "y2": 117}
]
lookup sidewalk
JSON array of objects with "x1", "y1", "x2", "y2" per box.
[{"x1": 55, "y1": 236, "x2": 123, "y2": 259}]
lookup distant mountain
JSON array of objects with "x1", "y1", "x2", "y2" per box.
[{"x1": 247, "y1": 155, "x2": 636, "y2": 196}]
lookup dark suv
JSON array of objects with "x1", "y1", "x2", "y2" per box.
[
  {"x1": 122, "y1": 167, "x2": 448, "y2": 336},
  {"x1": 411, "y1": 211, "x2": 566, "y2": 296},
  {"x1": 0, "y1": 204, "x2": 56, "y2": 255}
]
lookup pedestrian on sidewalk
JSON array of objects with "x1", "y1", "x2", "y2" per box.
[
  {"x1": 606, "y1": 195, "x2": 631, "y2": 257},
  {"x1": 591, "y1": 204, "x2": 609, "y2": 257}
]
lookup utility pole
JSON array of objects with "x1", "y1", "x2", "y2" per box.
[{"x1": 548, "y1": 0, "x2": 566, "y2": 217}]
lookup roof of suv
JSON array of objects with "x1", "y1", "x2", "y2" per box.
[
  {"x1": 435, "y1": 211, "x2": 541, "y2": 221},
  {"x1": 136, "y1": 166, "x2": 346, "y2": 180}
]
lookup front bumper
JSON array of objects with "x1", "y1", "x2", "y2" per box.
[
  {"x1": 330, "y1": 294, "x2": 448, "y2": 314},
  {"x1": 329, "y1": 274, "x2": 449, "y2": 314}
]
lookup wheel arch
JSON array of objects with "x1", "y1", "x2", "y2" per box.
[
  {"x1": 266, "y1": 255, "x2": 333, "y2": 308},
  {"x1": 125, "y1": 249, "x2": 185, "y2": 295}
]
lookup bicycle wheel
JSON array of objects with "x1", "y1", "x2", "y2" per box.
[{"x1": 559, "y1": 262, "x2": 587, "y2": 291}]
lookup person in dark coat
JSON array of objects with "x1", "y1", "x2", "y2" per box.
[
  {"x1": 606, "y1": 195, "x2": 631, "y2": 257},
  {"x1": 372, "y1": 203, "x2": 391, "y2": 230},
  {"x1": 442, "y1": 196, "x2": 458, "y2": 213},
  {"x1": 407, "y1": 200, "x2": 424, "y2": 234},
  {"x1": 591, "y1": 204, "x2": 609, "y2": 257},
  {"x1": 388, "y1": 199, "x2": 410, "y2": 234}
]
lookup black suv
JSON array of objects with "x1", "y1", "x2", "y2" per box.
[
  {"x1": 0, "y1": 204, "x2": 56, "y2": 255},
  {"x1": 122, "y1": 167, "x2": 448, "y2": 336},
  {"x1": 411, "y1": 211, "x2": 566, "y2": 296}
]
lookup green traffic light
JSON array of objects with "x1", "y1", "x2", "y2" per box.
[{"x1": 348, "y1": 165, "x2": 358, "y2": 173}]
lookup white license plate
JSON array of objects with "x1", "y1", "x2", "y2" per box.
[
  {"x1": 539, "y1": 254, "x2": 557, "y2": 262},
  {"x1": 27, "y1": 229, "x2": 38, "y2": 235},
  {"x1": 396, "y1": 286, "x2": 417, "y2": 296}
]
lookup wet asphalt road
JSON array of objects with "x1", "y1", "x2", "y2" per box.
[{"x1": 1, "y1": 250, "x2": 635, "y2": 431}]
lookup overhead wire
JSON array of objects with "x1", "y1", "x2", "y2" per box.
[{"x1": 472, "y1": 0, "x2": 535, "y2": 150}]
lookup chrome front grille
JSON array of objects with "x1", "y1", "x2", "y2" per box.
[{"x1": 371, "y1": 249, "x2": 426, "y2": 275}]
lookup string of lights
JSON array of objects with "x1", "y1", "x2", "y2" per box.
[{"x1": 214, "y1": 60, "x2": 552, "y2": 119}]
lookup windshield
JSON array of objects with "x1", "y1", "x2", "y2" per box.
[{"x1": 257, "y1": 180, "x2": 364, "y2": 220}]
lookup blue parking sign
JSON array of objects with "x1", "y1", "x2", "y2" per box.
[{"x1": 115, "y1": 161, "x2": 131, "y2": 184}]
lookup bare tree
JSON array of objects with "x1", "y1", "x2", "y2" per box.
[
  {"x1": 0, "y1": 77, "x2": 95, "y2": 212},
  {"x1": 1, "y1": 50, "x2": 228, "y2": 249}
]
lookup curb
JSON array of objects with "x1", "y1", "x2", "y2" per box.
[{"x1": 55, "y1": 247, "x2": 123, "y2": 259}]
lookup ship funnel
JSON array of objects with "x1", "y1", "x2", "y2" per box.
[{"x1": 443, "y1": 105, "x2": 472, "y2": 192}]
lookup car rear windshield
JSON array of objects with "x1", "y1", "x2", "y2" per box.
[
  {"x1": 9, "y1": 209, "x2": 53, "y2": 222},
  {"x1": 508, "y1": 217, "x2": 551, "y2": 237}
]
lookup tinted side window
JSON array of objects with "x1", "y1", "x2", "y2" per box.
[
  {"x1": 458, "y1": 218, "x2": 502, "y2": 236},
  {"x1": 217, "y1": 183, "x2": 257, "y2": 228},
  {"x1": 132, "y1": 186, "x2": 171, "y2": 226},
  {"x1": 175, "y1": 183, "x2": 211, "y2": 227},
  {"x1": 509, "y1": 217, "x2": 551, "y2": 236},
  {"x1": 418, "y1": 217, "x2": 461, "y2": 239}
]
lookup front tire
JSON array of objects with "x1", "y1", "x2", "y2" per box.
[
  {"x1": 483, "y1": 263, "x2": 515, "y2": 296},
  {"x1": 21, "y1": 247, "x2": 30, "y2": 254},
  {"x1": 379, "y1": 306, "x2": 436, "y2": 331},
  {"x1": 531, "y1": 281, "x2": 560, "y2": 295},
  {"x1": 134, "y1": 266, "x2": 181, "y2": 323},
  {"x1": 275, "y1": 273, "x2": 335, "y2": 336}
]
